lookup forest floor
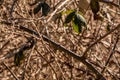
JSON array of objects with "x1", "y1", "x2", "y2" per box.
[{"x1": 0, "y1": 0, "x2": 120, "y2": 80}]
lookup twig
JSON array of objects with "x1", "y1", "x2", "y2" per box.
[
  {"x1": 84, "y1": 58, "x2": 119, "y2": 80},
  {"x1": 100, "y1": 0, "x2": 120, "y2": 9},
  {"x1": 83, "y1": 24, "x2": 120, "y2": 57},
  {"x1": 21, "y1": 41, "x2": 35, "y2": 79},
  {"x1": 21, "y1": 44, "x2": 36, "y2": 80},
  {"x1": 107, "y1": 68, "x2": 118, "y2": 80},
  {"x1": 1, "y1": 22, "x2": 120, "y2": 79},
  {"x1": 16, "y1": 26, "x2": 106, "y2": 80},
  {"x1": 106, "y1": 7, "x2": 120, "y2": 15},
  {"x1": 2, "y1": 62, "x2": 19, "y2": 80},
  {"x1": 10, "y1": 0, "x2": 18, "y2": 17},
  {"x1": 0, "y1": 41, "x2": 9, "y2": 52},
  {"x1": 101, "y1": 34, "x2": 119, "y2": 73},
  {"x1": 26, "y1": 47, "x2": 34, "y2": 67},
  {"x1": 47, "y1": 0, "x2": 73, "y2": 22},
  {"x1": 40, "y1": 36, "x2": 66, "y2": 80},
  {"x1": 113, "y1": 54, "x2": 120, "y2": 68},
  {"x1": 5, "y1": 22, "x2": 120, "y2": 79},
  {"x1": 21, "y1": 68, "x2": 25, "y2": 80},
  {"x1": 35, "y1": 48, "x2": 58, "y2": 80},
  {"x1": 0, "y1": 37, "x2": 35, "y2": 63}
]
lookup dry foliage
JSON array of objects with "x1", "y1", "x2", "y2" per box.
[{"x1": 0, "y1": 0, "x2": 120, "y2": 80}]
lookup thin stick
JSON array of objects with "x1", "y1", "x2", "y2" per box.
[
  {"x1": 2, "y1": 62, "x2": 19, "y2": 80},
  {"x1": 3, "y1": 23, "x2": 120, "y2": 80},
  {"x1": 0, "y1": 41, "x2": 9, "y2": 52},
  {"x1": 47, "y1": 0, "x2": 72, "y2": 22},
  {"x1": 100, "y1": 0, "x2": 120, "y2": 9},
  {"x1": 10, "y1": 0, "x2": 18, "y2": 17},
  {"x1": 35, "y1": 48, "x2": 58, "y2": 80},
  {"x1": 83, "y1": 24, "x2": 120, "y2": 57},
  {"x1": 101, "y1": 34, "x2": 119, "y2": 73},
  {"x1": 16, "y1": 26, "x2": 106, "y2": 80}
]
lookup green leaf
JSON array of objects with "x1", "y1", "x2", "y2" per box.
[
  {"x1": 75, "y1": 13, "x2": 87, "y2": 27},
  {"x1": 72, "y1": 19, "x2": 82, "y2": 33},
  {"x1": 90, "y1": 0, "x2": 100, "y2": 15},
  {"x1": 64, "y1": 10, "x2": 76, "y2": 24},
  {"x1": 72, "y1": 13, "x2": 87, "y2": 33},
  {"x1": 14, "y1": 51, "x2": 25, "y2": 66},
  {"x1": 72, "y1": 14, "x2": 82, "y2": 33},
  {"x1": 62, "y1": 10, "x2": 76, "y2": 15}
]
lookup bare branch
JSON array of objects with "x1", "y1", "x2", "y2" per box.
[
  {"x1": 100, "y1": 0, "x2": 120, "y2": 9},
  {"x1": 83, "y1": 24, "x2": 120, "y2": 57},
  {"x1": 2, "y1": 23, "x2": 106, "y2": 80},
  {"x1": 101, "y1": 34, "x2": 119, "y2": 73},
  {"x1": 2, "y1": 62, "x2": 19, "y2": 80},
  {"x1": 10, "y1": 0, "x2": 18, "y2": 17}
]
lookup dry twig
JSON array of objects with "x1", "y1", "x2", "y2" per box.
[{"x1": 2, "y1": 62, "x2": 19, "y2": 80}]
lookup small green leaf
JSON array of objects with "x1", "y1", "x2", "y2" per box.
[
  {"x1": 64, "y1": 10, "x2": 76, "y2": 24},
  {"x1": 72, "y1": 14, "x2": 82, "y2": 33},
  {"x1": 72, "y1": 13, "x2": 87, "y2": 33},
  {"x1": 62, "y1": 10, "x2": 75, "y2": 15},
  {"x1": 75, "y1": 13, "x2": 87, "y2": 27},
  {"x1": 72, "y1": 19, "x2": 82, "y2": 33},
  {"x1": 90, "y1": 0, "x2": 100, "y2": 15}
]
